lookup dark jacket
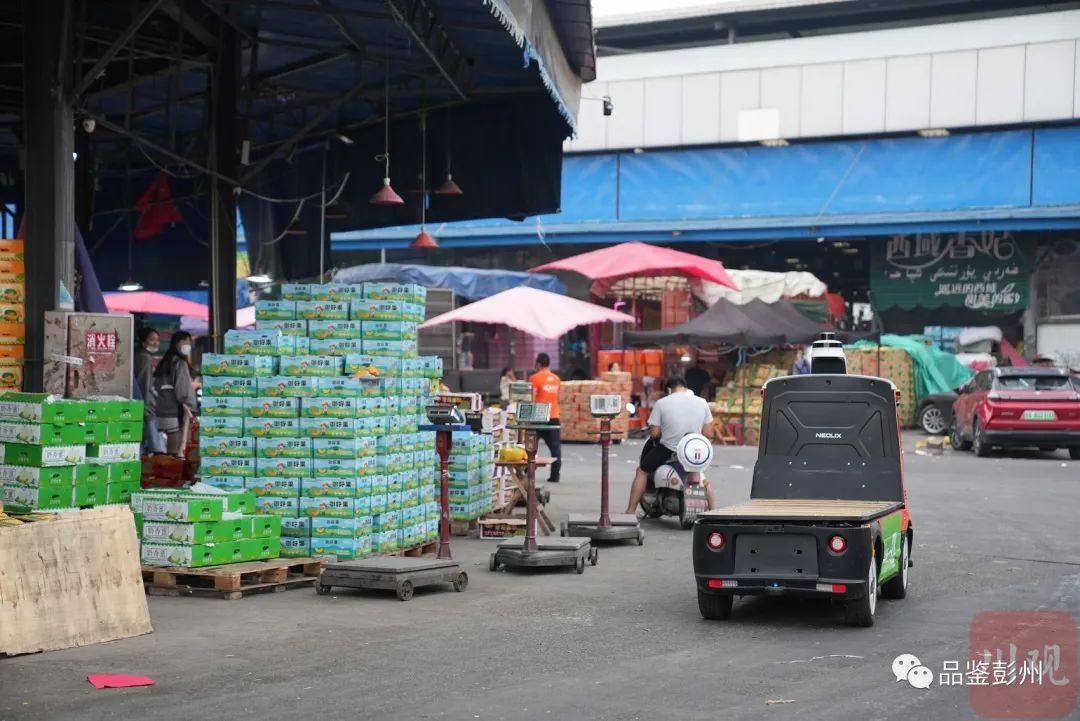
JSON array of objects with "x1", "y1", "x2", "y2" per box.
[{"x1": 153, "y1": 356, "x2": 196, "y2": 424}]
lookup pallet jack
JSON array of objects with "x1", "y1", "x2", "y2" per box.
[
  {"x1": 491, "y1": 402, "x2": 597, "y2": 574},
  {"x1": 562, "y1": 395, "x2": 644, "y2": 546},
  {"x1": 315, "y1": 404, "x2": 469, "y2": 601}
]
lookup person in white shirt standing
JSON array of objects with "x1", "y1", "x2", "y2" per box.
[{"x1": 624, "y1": 377, "x2": 717, "y2": 514}]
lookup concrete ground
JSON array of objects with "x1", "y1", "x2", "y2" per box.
[{"x1": 3, "y1": 433, "x2": 1079, "y2": 721}]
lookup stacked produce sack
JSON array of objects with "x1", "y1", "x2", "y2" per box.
[
  {"x1": 131, "y1": 485, "x2": 280, "y2": 567},
  {"x1": 0, "y1": 393, "x2": 143, "y2": 511},
  {"x1": 557, "y1": 372, "x2": 633, "y2": 442},
  {"x1": 0, "y1": 239, "x2": 24, "y2": 391},
  {"x1": 197, "y1": 282, "x2": 445, "y2": 561}
]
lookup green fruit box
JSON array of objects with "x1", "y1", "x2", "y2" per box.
[
  {"x1": 87, "y1": 442, "x2": 140, "y2": 462},
  {"x1": 201, "y1": 397, "x2": 246, "y2": 417},
  {"x1": 199, "y1": 456, "x2": 256, "y2": 477},
  {"x1": 140, "y1": 542, "x2": 232, "y2": 568},
  {"x1": 105, "y1": 481, "x2": 140, "y2": 505},
  {"x1": 314, "y1": 457, "x2": 375, "y2": 478},
  {"x1": 0, "y1": 421, "x2": 86, "y2": 445},
  {"x1": 281, "y1": 284, "x2": 312, "y2": 301},
  {"x1": 108, "y1": 460, "x2": 142, "y2": 483},
  {"x1": 254, "y1": 457, "x2": 311, "y2": 479},
  {"x1": 85, "y1": 397, "x2": 144, "y2": 423},
  {"x1": 200, "y1": 417, "x2": 245, "y2": 438},
  {"x1": 300, "y1": 496, "x2": 358, "y2": 518},
  {"x1": 362, "y1": 282, "x2": 425, "y2": 304},
  {"x1": 246, "y1": 514, "x2": 281, "y2": 539},
  {"x1": 0, "y1": 442, "x2": 85, "y2": 467},
  {"x1": 299, "y1": 417, "x2": 357, "y2": 439},
  {"x1": 343, "y1": 354, "x2": 401, "y2": 378},
  {"x1": 279, "y1": 355, "x2": 343, "y2": 377},
  {"x1": 307, "y1": 320, "x2": 363, "y2": 339},
  {"x1": 256, "y1": 437, "x2": 311, "y2": 459},
  {"x1": 198, "y1": 476, "x2": 246, "y2": 492},
  {"x1": 362, "y1": 339, "x2": 418, "y2": 358},
  {"x1": 244, "y1": 396, "x2": 300, "y2": 419},
  {"x1": 244, "y1": 417, "x2": 301, "y2": 438},
  {"x1": 257, "y1": 376, "x2": 317, "y2": 398},
  {"x1": 104, "y1": 421, "x2": 142, "y2": 443},
  {"x1": 141, "y1": 518, "x2": 247, "y2": 544},
  {"x1": 199, "y1": 436, "x2": 255, "y2": 458},
  {"x1": 314, "y1": 284, "x2": 364, "y2": 303},
  {"x1": 280, "y1": 517, "x2": 311, "y2": 537},
  {"x1": 0, "y1": 393, "x2": 89, "y2": 424},
  {"x1": 301, "y1": 476, "x2": 361, "y2": 498},
  {"x1": 203, "y1": 377, "x2": 258, "y2": 398},
  {"x1": 185, "y1": 488, "x2": 256, "y2": 514},
  {"x1": 307, "y1": 339, "x2": 364, "y2": 356},
  {"x1": 350, "y1": 300, "x2": 404, "y2": 322},
  {"x1": 314, "y1": 377, "x2": 363, "y2": 397},
  {"x1": 201, "y1": 354, "x2": 278, "y2": 378},
  {"x1": 131, "y1": 492, "x2": 225, "y2": 522},
  {"x1": 361, "y1": 321, "x2": 418, "y2": 341},
  {"x1": 295, "y1": 301, "x2": 349, "y2": 321},
  {"x1": 312, "y1": 516, "x2": 373, "y2": 538},
  {"x1": 356, "y1": 397, "x2": 391, "y2": 418},
  {"x1": 300, "y1": 397, "x2": 358, "y2": 419},
  {"x1": 255, "y1": 300, "x2": 297, "y2": 320},
  {"x1": 254, "y1": 496, "x2": 299, "y2": 516},
  {"x1": 256, "y1": 319, "x2": 307, "y2": 336},
  {"x1": 0, "y1": 463, "x2": 75, "y2": 486},
  {"x1": 2, "y1": 482, "x2": 74, "y2": 511},
  {"x1": 312, "y1": 437, "x2": 376, "y2": 459},
  {"x1": 280, "y1": 537, "x2": 311, "y2": 558},
  {"x1": 75, "y1": 463, "x2": 108, "y2": 485},
  {"x1": 223, "y1": 329, "x2": 292, "y2": 356}
]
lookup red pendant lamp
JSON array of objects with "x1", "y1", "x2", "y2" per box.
[
  {"x1": 410, "y1": 113, "x2": 438, "y2": 250},
  {"x1": 370, "y1": 62, "x2": 404, "y2": 206}
]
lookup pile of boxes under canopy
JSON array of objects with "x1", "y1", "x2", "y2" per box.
[
  {"x1": 197, "y1": 282, "x2": 449, "y2": 561},
  {"x1": 0, "y1": 240, "x2": 24, "y2": 392},
  {"x1": 0, "y1": 393, "x2": 143, "y2": 512}
]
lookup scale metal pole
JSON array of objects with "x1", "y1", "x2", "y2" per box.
[
  {"x1": 598, "y1": 417, "x2": 612, "y2": 528},
  {"x1": 436, "y1": 429, "x2": 453, "y2": 560},
  {"x1": 523, "y1": 429, "x2": 539, "y2": 554}
]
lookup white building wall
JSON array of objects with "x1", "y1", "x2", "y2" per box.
[{"x1": 566, "y1": 10, "x2": 1080, "y2": 152}]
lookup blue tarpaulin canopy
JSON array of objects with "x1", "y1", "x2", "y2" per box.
[{"x1": 333, "y1": 263, "x2": 565, "y2": 300}]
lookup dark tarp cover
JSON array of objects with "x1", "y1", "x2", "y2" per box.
[
  {"x1": 624, "y1": 298, "x2": 786, "y2": 347},
  {"x1": 333, "y1": 263, "x2": 566, "y2": 300},
  {"x1": 741, "y1": 299, "x2": 824, "y2": 344}
]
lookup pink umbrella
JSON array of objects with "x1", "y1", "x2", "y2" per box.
[
  {"x1": 530, "y1": 241, "x2": 739, "y2": 292},
  {"x1": 105, "y1": 291, "x2": 209, "y2": 317},
  {"x1": 419, "y1": 286, "x2": 635, "y2": 339}
]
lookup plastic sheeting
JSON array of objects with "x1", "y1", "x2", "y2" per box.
[
  {"x1": 698, "y1": 270, "x2": 827, "y2": 306},
  {"x1": 333, "y1": 263, "x2": 565, "y2": 300},
  {"x1": 851, "y1": 334, "x2": 975, "y2": 401}
]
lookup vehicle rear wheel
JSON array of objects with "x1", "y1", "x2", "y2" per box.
[
  {"x1": 844, "y1": 557, "x2": 878, "y2": 627},
  {"x1": 881, "y1": 536, "x2": 909, "y2": 600},
  {"x1": 950, "y1": 417, "x2": 972, "y2": 451},
  {"x1": 1070, "y1": 448, "x2": 1080, "y2": 460},
  {"x1": 972, "y1": 419, "x2": 992, "y2": 458},
  {"x1": 919, "y1": 405, "x2": 947, "y2": 435},
  {"x1": 698, "y1": 590, "x2": 733, "y2": 620}
]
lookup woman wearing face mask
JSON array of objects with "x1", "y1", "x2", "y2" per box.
[
  {"x1": 134, "y1": 327, "x2": 165, "y2": 454},
  {"x1": 152, "y1": 331, "x2": 198, "y2": 456}
]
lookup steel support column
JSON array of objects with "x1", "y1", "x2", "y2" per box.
[
  {"x1": 22, "y1": 0, "x2": 76, "y2": 391},
  {"x1": 209, "y1": 11, "x2": 239, "y2": 352}
]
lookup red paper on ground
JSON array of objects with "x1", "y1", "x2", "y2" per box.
[{"x1": 87, "y1": 674, "x2": 155, "y2": 689}]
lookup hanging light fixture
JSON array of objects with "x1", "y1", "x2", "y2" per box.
[
  {"x1": 435, "y1": 112, "x2": 463, "y2": 196},
  {"x1": 247, "y1": 271, "x2": 273, "y2": 284},
  {"x1": 117, "y1": 278, "x2": 143, "y2": 292},
  {"x1": 410, "y1": 113, "x2": 439, "y2": 250},
  {"x1": 370, "y1": 61, "x2": 404, "y2": 206}
]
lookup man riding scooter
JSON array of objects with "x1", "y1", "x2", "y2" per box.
[{"x1": 624, "y1": 376, "x2": 717, "y2": 515}]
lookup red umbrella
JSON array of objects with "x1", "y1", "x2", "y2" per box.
[
  {"x1": 104, "y1": 291, "x2": 210, "y2": 318},
  {"x1": 530, "y1": 241, "x2": 739, "y2": 292},
  {"x1": 418, "y1": 286, "x2": 635, "y2": 339}
]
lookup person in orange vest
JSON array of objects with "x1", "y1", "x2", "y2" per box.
[{"x1": 529, "y1": 353, "x2": 562, "y2": 483}]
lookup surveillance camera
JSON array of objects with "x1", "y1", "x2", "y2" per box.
[
  {"x1": 82, "y1": 118, "x2": 96, "y2": 134},
  {"x1": 602, "y1": 96, "x2": 613, "y2": 117}
]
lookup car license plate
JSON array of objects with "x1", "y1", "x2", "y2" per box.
[{"x1": 1022, "y1": 410, "x2": 1056, "y2": 421}]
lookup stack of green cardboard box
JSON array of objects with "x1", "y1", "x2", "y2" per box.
[
  {"x1": 0, "y1": 392, "x2": 144, "y2": 512},
  {"x1": 448, "y1": 430, "x2": 494, "y2": 522},
  {"x1": 198, "y1": 282, "x2": 445, "y2": 561},
  {"x1": 131, "y1": 486, "x2": 281, "y2": 567}
]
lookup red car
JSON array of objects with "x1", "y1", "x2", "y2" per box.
[{"x1": 950, "y1": 367, "x2": 1080, "y2": 459}]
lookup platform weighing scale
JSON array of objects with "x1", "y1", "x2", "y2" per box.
[
  {"x1": 561, "y1": 395, "x2": 644, "y2": 546},
  {"x1": 490, "y1": 402, "x2": 597, "y2": 574},
  {"x1": 314, "y1": 404, "x2": 469, "y2": 601}
]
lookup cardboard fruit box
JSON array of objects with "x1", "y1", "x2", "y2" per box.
[
  {"x1": 201, "y1": 354, "x2": 277, "y2": 378},
  {"x1": 74, "y1": 479, "x2": 107, "y2": 507},
  {"x1": 2, "y1": 482, "x2": 74, "y2": 511},
  {"x1": 131, "y1": 492, "x2": 225, "y2": 522},
  {"x1": 0, "y1": 392, "x2": 89, "y2": 424},
  {"x1": 140, "y1": 541, "x2": 234, "y2": 568},
  {"x1": 201, "y1": 398, "x2": 248, "y2": 422},
  {"x1": 87, "y1": 442, "x2": 140, "y2": 462},
  {"x1": 0, "y1": 421, "x2": 85, "y2": 445},
  {"x1": 1, "y1": 442, "x2": 86, "y2": 467},
  {"x1": 105, "y1": 480, "x2": 140, "y2": 505},
  {"x1": 0, "y1": 463, "x2": 75, "y2": 486},
  {"x1": 244, "y1": 396, "x2": 300, "y2": 419},
  {"x1": 75, "y1": 463, "x2": 108, "y2": 485},
  {"x1": 141, "y1": 518, "x2": 247, "y2": 545},
  {"x1": 255, "y1": 436, "x2": 311, "y2": 459}
]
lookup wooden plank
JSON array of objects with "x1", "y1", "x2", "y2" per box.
[
  {"x1": 701, "y1": 498, "x2": 901, "y2": 521},
  {"x1": 1, "y1": 506, "x2": 152, "y2": 656}
]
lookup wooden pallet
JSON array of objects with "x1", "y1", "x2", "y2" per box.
[
  {"x1": 142, "y1": 557, "x2": 326, "y2": 600},
  {"x1": 391, "y1": 540, "x2": 438, "y2": 558}
]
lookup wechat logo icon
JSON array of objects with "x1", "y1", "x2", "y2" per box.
[{"x1": 892, "y1": 653, "x2": 933, "y2": 689}]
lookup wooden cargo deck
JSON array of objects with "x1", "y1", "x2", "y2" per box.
[{"x1": 700, "y1": 499, "x2": 903, "y2": 523}]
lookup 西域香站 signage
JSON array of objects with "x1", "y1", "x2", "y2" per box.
[{"x1": 870, "y1": 232, "x2": 1030, "y2": 312}]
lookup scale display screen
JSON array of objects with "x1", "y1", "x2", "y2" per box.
[
  {"x1": 515, "y1": 402, "x2": 551, "y2": 424},
  {"x1": 589, "y1": 394, "x2": 623, "y2": 418}
]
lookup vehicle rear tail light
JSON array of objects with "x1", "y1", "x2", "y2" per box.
[
  {"x1": 708, "y1": 579, "x2": 737, "y2": 588},
  {"x1": 706, "y1": 531, "x2": 726, "y2": 550},
  {"x1": 816, "y1": 583, "x2": 847, "y2": 593},
  {"x1": 828, "y1": 535, "x2": 847, "y2": 553}
]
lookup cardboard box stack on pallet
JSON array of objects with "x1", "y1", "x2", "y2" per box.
[
  {"x1": 197, "y1": 282, "x2": 445, "y2": 561},
  {"x1": 448, "y1": 430, "x2": 494, "y2": 523},
  {"x1": 557, "y1": 372, "x2": 633, "y2": 442},
  {"x1": 131, "y1": 486, "x2": 281, "y2": 567},
  {"x1": 0, "y1": 240, "x2": 24, "y2": 391},
  {"x1": 0, "y1": 393, "x2": 144, "y2": 512},
  {"x1": 843, "y1": 346, "x2": 918, "y2": 428}
]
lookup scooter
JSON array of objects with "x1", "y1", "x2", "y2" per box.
[{"x1": 639, "y1": 433, "x2": 713, "y2": 529}]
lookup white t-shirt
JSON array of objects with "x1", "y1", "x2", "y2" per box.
[{"x1": 648, "y1": 390, "x2": 713, "y2": 451}]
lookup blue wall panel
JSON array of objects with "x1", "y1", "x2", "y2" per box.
[
  {"x1": 617, "y1": 131, "x2": 1033, "y2": 221},
  {"x1": 1032, "y1": 126, "x2": 1080, "y2": 207}
]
